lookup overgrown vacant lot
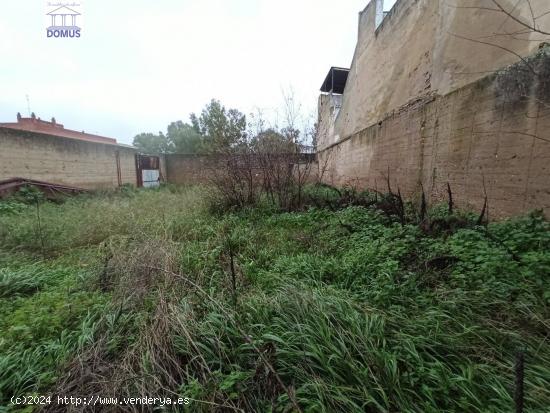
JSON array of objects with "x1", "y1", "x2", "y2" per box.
[{"x1": 0, "y1": 186, "x2": 549, "y2": 412}]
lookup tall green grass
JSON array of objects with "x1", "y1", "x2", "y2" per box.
[
  {"x1": 0, "y1": 253, "x2": 106, "y2": 409},
  {"x1": 0, "y1": 186, "x2": 548, "y2": 412}
]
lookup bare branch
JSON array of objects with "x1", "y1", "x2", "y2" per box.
[
  {"x1": 491, "y1": 0, "x2": 550, "y2": 35},
  {"x1": 535, "y1": 10, "x2": 550, "y2": 20},
  {"x1": 448, "y1": 31, "x2": 538, "y2": 75},
  {"x1": 525, "y1": 0, "x2": 536, "y2": 30}
]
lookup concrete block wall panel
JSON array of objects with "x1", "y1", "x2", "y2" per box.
[
  {"x1": 317, "y1": 65, "x2": 550, "y2": 217},
  {"x1": 317, "y1": 0, "x2": 550, "y2": 218},
  {"x1": 327, "y1": 0, "x2": 550, "y2": 143},
  {"x1": 164, "y1": 154, "x2": 215, "y2": 185},
  {"x1": 0, "y1": 127, "x2": 137, "y2": 189}
]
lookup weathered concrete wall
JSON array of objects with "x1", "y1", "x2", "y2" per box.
[
  {"x1": 164, "y1": 154, "x2": 215, "y2": 185},
  {"x1": 0, "y1": 127, "x2": 136, "y2": 189},
  {"x1": 317, "y1": 0, "x2": 550, "y2": 216},
  {"x1": 317, "y1": 94, "x2": 343, "y2": 147},
  {"x1": 165, "y1": 154, "x2": 318, "y2": 186},
  {"x1": 166, "y1": 154, "x2": 261, "y2": 186},
  {"x1": 318, "y1": 52, "x2": 550, "y2": 217},
  {"x1": 318, "y1": 0, "x2": 550, "y2": 150}
]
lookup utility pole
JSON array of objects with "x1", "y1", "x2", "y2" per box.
[{"x1": 25, "y1": 94, "x2": 31, "y2": 117}]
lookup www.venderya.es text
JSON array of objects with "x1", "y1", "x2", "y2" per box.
[{"x1": 11, "y1": 395, "x2": 190, "y2": 407}]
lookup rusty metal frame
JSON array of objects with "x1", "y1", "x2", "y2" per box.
[
  {"x1": 115, "y1": 150, "x2": 122, "y2": 187},
  {"x1": 0, "y1": 177, "x2": 88, "y2": 199},
  {"x1": 135, "y1": 154, "x2": 161, "y2": 188}
]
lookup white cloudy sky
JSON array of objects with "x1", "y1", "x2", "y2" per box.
[{"x1": 0, "y1": 0, "x2": 396, "y2": 144}]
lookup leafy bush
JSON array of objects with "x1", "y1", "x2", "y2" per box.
[{"x1": 0, "y1": 200, "x2": 27, "y2": 216}]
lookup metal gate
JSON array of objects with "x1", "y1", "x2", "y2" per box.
[{"x1": 135, "y1": 154, "x2": 161, "y2": 188}]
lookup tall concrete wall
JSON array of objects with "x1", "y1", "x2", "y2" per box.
[
  {"x1": 164, "y1": 154, "x2": 215, "y2": 185},
  {"x1": 165, "y1": 154, "x2": 318, "y2": 186},
  {"x1": 318, "y1": 52, "x2": 550, "y2": 217},
  {"x1": 0, "y1": 127, "x2": 137, "y2": 189},
  {"x1": 318, "y1": 0, "x2": 550, "y2": 150},
  {"x1": 317, "y1": 0, "x2": 550, "y2": 217}
]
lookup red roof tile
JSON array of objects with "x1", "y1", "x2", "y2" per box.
[{"x1": 0, "y1": 113, "x2": 118, "y2": 145}]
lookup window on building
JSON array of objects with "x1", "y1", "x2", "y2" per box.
[{"x1": 375, "y1": 0, "x2": 398, "y2": 29}]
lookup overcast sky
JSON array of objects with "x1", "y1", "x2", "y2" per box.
[{"x1": 0, "y1": 0, "x2": 396, "y2": 144}]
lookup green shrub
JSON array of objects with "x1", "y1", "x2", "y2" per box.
[{"x1": 0, "y1": 200, "x2": 27, "y2": 216}]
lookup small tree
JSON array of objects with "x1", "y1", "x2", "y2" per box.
[
  {"x1": 18, "y1": 185, "x2": 46, "y2": 254},
  {"x1": 166, "y1": 121, "x2": 203, "y2": 154},
  {"x1": 191, "y1": 99, "x2": 247, "y2": 153},
  {"x1": 132, "y1": 132, "x2": 172, "y2": 154},
  {"x1": 208, "y1": 111, "x2": 314, "y2": 212}
]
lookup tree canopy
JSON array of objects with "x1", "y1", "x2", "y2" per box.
[
  {"x1": 250, "y1": 128, "x2": 297, "y2": 154},
  {"x1": 166, "y1": 121, "x2": 203, "y2": 154},
  {"x1": 132, "y1": 100, "x2": 247, "y2": 154},
  {"x1": 132, "y1": 98, "x2": 312, "y2": 155},
  {"x1": 191, "y1": 100, "x2": 247, "y2": 152},
  {"x1": 132, "y1": 132, "x2": 172, "y2": 154}
]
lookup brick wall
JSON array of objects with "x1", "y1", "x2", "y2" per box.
[
  {"x1": 318, "y1": 56, "x2": 550, "y2": 217},
  {"x1": 0, "y1": 127, "x2": 137, "y2": 189}
]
